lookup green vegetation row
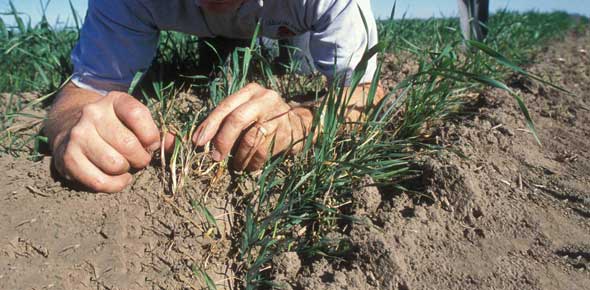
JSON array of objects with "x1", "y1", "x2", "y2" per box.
[
  {"x1": 0, "y1": 4, "x2": 584, "y2": 94},
  {"x1": 1, "y1": 4, "x2": 584, "y2": 155}
]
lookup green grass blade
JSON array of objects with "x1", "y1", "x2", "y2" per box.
[
  {"x1": 68, "y1": 0, "x2": 80, "y2": 32},
  {"x1": 468, "y1": 40, "x2": 569, "y2": 93},
  {"x1": 192, "y1": 266, "x2": 218, "y2": 290},
  {"x1": 438, "y1": 69, "x2": 541, "y2": 145},
  {"x1": 127, "y1": 71, "x2": 144, "y2": 95},
  {"x1": 192, "y1": 200, "x2": 220, "y2": 231},
  {"x1": 9, "y1": 1, "x2": 26, "y2": 34},
  {"x1": 0, "y1": 18, "x2": 7, "y2": 39}
]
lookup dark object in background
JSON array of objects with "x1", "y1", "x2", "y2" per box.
[
  {"x1": 458, "y1": 0, "x2": 490, "y2": 41},
  {"x1": 196, "y1": 37, "x2": 251, "y2": 74},
  {"x1": 196, "y1": 37, "x2": 291, "y2": 76}
]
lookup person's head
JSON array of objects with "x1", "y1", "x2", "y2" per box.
[{"x1": 197, "y1": 0, "x2": 245, "y2": 13}]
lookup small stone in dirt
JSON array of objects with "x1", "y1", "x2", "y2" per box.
[
  {"x1": 497, "y1": 126, "x2": 515, "y2": 136},
  {"x1": 352, "y1": 176, "x2": 381, "y2": 215},
  {"x1": 272, "y1": 251, "x2": 301, "y2": 280},
  {"x1": 333, "y1": 271, "x2": 348, "y2": 285},
  {"x1": 414, "y1": 206, "x2": 428, "y2": 222}
]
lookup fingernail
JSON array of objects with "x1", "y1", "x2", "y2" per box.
[
  {"x1": 126, "y1": 174, "x2": 134, "y2": 185},
  {"x1": 211, "y1": 150, "x2": 221, "y2": 161},
  {"x1": 195, "y1": 132, "x2": 205, "y2": 145},
  {"x1": 195, "y1": 124, "x2": 208, "y2": 145}
]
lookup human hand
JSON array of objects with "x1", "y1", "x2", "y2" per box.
[
  {"x1": 48, "y1": 90, "x2": 162, "y2": 192},
  {"x1": 192, "y1": 83, "x2": 314, "y2": 171}
]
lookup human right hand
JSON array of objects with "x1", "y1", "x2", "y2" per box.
[{"x1": 47, "y1": 87, "x2": 162, "y2": 193}]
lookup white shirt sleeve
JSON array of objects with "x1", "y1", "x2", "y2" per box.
[{"x1": 304, "y1": 0, "x2": 379, "y2": 86}]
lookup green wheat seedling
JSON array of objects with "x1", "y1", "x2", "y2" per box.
[
  {"x1": 141, "y1": 77, "x2": 224, "y2": 289},
  {"x1": 1, "y1": 1, "x2": 78, "y2": 93},
  {"x1": 231, "y1": 7, "x2": 586, "y2": 289},
  {"x1": 235, "y1": 48, "x2": 417, "y2": 290},
  {"x1": 138, "y1": 78, "x2": 206, "y2": 196},
  {"x1": 193, "y1": 265, "x2": 218, "y2": 290}
]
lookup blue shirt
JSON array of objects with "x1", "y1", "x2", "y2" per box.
[{"x1": 71, "y1": 0, "x2": 379, "y2": 94}]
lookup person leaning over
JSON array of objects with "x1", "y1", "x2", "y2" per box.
[{"x1": 44, "y1": 0, "x2": 384, "y2": 193}]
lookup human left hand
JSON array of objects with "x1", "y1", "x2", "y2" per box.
[{"x1": 192, "y1": 83, "x2": 314, "y2": 171}]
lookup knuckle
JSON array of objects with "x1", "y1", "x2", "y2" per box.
[
  {"x1": 245, "y1": 82, "x2": 260, "y2": 90},
  {"x1": 227, "y1": 111, "x2": 248, "y2": 125},
  {"x1": 106, "y1": 91, "x2": 119, "y2": 98},
  {"x1": 126, "y1": 105, "x2": 149, "y2": 120},
  {"x1": 69, "y1": 125, "x2": 86, "y2": 141},
  {"x1": 61, "y1": 145, "x2": 77, "y2": 170},
  {"x1": 105, "y1": 154, "x2": 127, "y2": 172},
  {"x1": 256, "y1": 146, "x2": 268, "y2": 157},
  {"x1": 107, "y1": 91, "x2": 125, "y2": 100},
  {"x1": 120, "y1": 135, "x2": 140, "y2": 152},
  {"x1": 81, "y1": 104, "x2": 101, "y2": 120},
  {"x1": 266, "y1": 90, "x2": 281, "y2": 102}
]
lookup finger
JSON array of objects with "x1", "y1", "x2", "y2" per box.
[
  {"x1": 61, "y1": 143, "x2": 133, "y2": 193},
  {"x1": 212, "y1": 96, "x2": 289, "y2": 161},
  {"x1": 81, "y1": 125, "x2": 130, "y2": 175},
  {"x1": 245, "y1": 133, "x2": 282, "y2": 172},
  {"x1": 94, "y1": 117, "x2": 152, "y2": 169},
  {"x1": 244, "y1": 126, "x2": 297, "y2": 171},
  {"x1": 246, "y1": 150, "x2": 269, "y2": 172},
  {"x1": 285, "y1": 109, "x2": 313, "y2": 153},
  {"x1": 232, "y1": 122, "x2": 277, "y2": 171},
  {"x1": 162, "y1": 131, "x2": 176, "y2": 153},
  {"x1": 111, "y1": 92, "x2": 160, "y2": 151},
  {"x1": 194, "y1": 83, "x2": 264, "y2": 146}
]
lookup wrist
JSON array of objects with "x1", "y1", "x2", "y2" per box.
[{"x1": 44, "y1": 82, "x2": 102, "y2": 150}]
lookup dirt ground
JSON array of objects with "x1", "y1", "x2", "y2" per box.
[
  {"x1": 285, "y1": 31, "x2": 590, "y2": 289},
  {"x1": 0, "y1": 151, "x2": 245, "y2": 290},
  {"x1": 2, "y1": 32, "x2": 590, "y2": 290}
]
